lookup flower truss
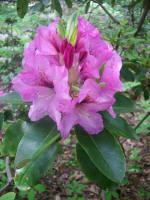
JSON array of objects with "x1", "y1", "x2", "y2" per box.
[
  {"x1": 0, "y1": 91, "x2": 6, "y2": 105},
  {"x1": 12, "y1": 17, "x2": 123, "y2": 139}
]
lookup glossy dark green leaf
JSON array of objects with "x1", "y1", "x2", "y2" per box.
[
  {"x1": 113, "y1": 92, "x2": 140, "y2": 114},
  {"x1": 76, "y1": 143, "x2": 117, "y2": 189},
  {"x1": 64, "y1": 0, "x2": 72, "y2": 8},
  {"x1": 120, "y1": 67, "x2": 134, "y2": 81},
  {"x1": 0, "y1": 192, "x2": 16, "y2": 200},
  {"x1": 0, "y1": 113, "x2": 3, "y2": 130},
  {"x1": 0, "y1": 92, "x2": 24, "y2": 105},
  {"x1": 1, "y1": 120, "x2": 24, "y2": 157},
  {"x1": 144, "y1": 88, "x2": 149, "y2": 100},
  {"x1": 52, "y1": 0, "x2": 62, "y2": 16},
  {"x1": 111, "y1": 0, "x2": 115, "y2": 7},
  {"x1": 14, "y1": 117, "x2": 60, "y2": 189},
  {"x1": 85, "y1": 1, "x2": 90, "y2": 13},
  {"x1": 17, "y1": 0, "x2": 29, "y2": 18},
  {"x1": 101, "y1": 111, "x2": 137, "y2": 140},
  {"x1": 75, "y1": 126, "x2": 126, "y2": 183}
]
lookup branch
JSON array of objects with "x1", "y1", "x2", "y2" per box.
[
  {"x1": 92, "y1": 0, "x2": 120, "y2": 25},
  {"x1": 135, "y1": 112, "x2": 150, "y2": 130},
  {"x1": 0, "y1": 156, "x2": 13, "y2": 194},
  {"x1": 129, "y1": 7, "x2": 135, "y2": 27},
  {"x1": 101, "y1": 190, "x2": 106, "y2": 200},
  {"x1": 134, "y1": 0, "x2": 150, "y2": 36}
]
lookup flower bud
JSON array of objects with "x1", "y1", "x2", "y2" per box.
[
  {"x1": 63, "y1": 43, "x2": 74, "y2": 69},
  {"x1": 60, "y1": 38, "x2": 68, "y2": 54}
]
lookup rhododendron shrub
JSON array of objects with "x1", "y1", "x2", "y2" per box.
[
  {"x1": 12, "y1": 17, "x2": 123, "y2": 139},
  {"x1": 0, "y1": 15, "x2": 137, "y2": 190}
]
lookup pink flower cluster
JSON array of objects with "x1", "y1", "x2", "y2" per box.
[
  {"x1": 0, "y1": 91, "x2": 6, "y2": 105},
  {"x1": 12, "y1": 18, "x2": 123, "y2": 139}
]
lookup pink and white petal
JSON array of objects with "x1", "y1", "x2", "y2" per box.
[
  {"x1": 12, "y1": 75, "x2": 36, "y2": 102},
  {"x1": 80, "y1": 55, "x2": 100, "y2": 79},
  {"x1": 78, "y1": 79, "x2": 100, "y2": 103},
  {"x1": 47, "y1": 97, "x2": 62, "y2": 128},
  {"x1": 77, "y1": 108, "x2": 104, "y2": 134},
  {"x1": 28, "y1": 87, "x2": 54, "y2": 121},
  {"x1": 23, "y1": 41, "x2": 36, "y2": 69},
  {"x1": 19, "y1": 69, "x2": 40, "y2": 86},
  {"x1": 45, "y1": 65, "x2": 71, "y2": 101},
  {"x1": 36, "y1": 25, "x2": 51, "y2": 41},
  {"x1": 100, "y1": 51, "x2": 123, "y2": 93},
  {"x1": 59, "y1": 112, "x2": 78, "y2": 139},
  {"x1": 78, "y1": 17, "x2": 100, "y2": 38},
  {"x1": 35, "y1": 35, "x2": 58, "y2": 56}
]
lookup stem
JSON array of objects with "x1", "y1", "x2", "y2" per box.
[
  {"x1": 101, "y1": 190, "x2": 106, "y2": 200},
  {"x1": 129, "y1": 4, "x2": 135, "y2": 27},
  {"x1": 0, "y1": 156, "x2": 13, "y2": 194},
  {"x1": 134, "y1": 0, "x2": 150, "y2": 36},
  {"x1": 5, "y1": 157, "x2": 13, "y2": 182},
  {"x1": 135, "y1": 112, "x2": 150, "y2": 130},
  {"x1": 92, "y1": 0, "x2": 120, "y2": 24}
]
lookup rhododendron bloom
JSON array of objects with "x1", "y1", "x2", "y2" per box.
[
  {"x1": 12, "y1": 17, "x2": 123, "y2": 139},
  {"x1": 0, "y1": 91, "x2": 6, "y2": 105}
]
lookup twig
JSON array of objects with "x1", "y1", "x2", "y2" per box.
[
  {"x1": 0, "y1": 156, "x2": 13, "y2": 194},
  {"x1": 135, "y1": 112, "x2": 150, "y2": 130},
  {"x1": 5, "y1": 156, "x2": 13, "y2": 182},
  {"x1": 92, "y1": 0, "x2": 120, "y2": 25},
  {"x1": 134, "y1": 0, "x2": 150, "y2": 36},
  {"x1": 129, "y1": 7, "x2": 135, "y2": 27}
]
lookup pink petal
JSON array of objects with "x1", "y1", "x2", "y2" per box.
[
  {"x1": 77, "y1": 106, "x2": 104, "y2": 134},
  {"x1": 100, "y1": 51, "x2": 123, "y2": 93},
  {"x1": 59, "y1": 112, "x2": 78, "y2": 139}
]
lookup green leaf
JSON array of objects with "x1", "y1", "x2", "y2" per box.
[
  {"x1": 144, "y1": 88, "x2": 149, "y2": 100},
  {"x1": 65, "y1": 12, "x2": 78, "y2": 41},
  {"x1": 76, "y1": 143, "x2": 117, "y2": 189},
  {"x1": 57, "y1": 19, "x2": 66, "y2": 40},
  {"x1": 64, "y1": 0, "x2": 72, "y2": 8},
  {"x1": 17, "y1": 0, "x2": 29, "y2": 18},
  {"x1": 113, "y1": 92, "x2": 140, "y2": 114},
  {"x1": 0, "y1": 192, "x2": 16, "y2": 200},
  {"x1": 70, "y1": 28, "x2": 77, "y2": 46},
  {"x1": 14, "y1": 117, "x2": 60, "y2": 189},
  {"x1": 0, "y1": 113, "x2": 3, "y2": 130},
  {"x1": 1, "y1": 120, "x2": 24, "y2": 157},
  {"x1": 75, "y1": 126, "x2": 126, "y2": 183},
  {"x1": 27, "y1": 190, "x2": 35, "y2": 200},
  {"x1": 85, "y1": 1, "x2": 91, "y2": 13},
  {"x1": 0, "y1": 92, "x2": 24, "y2": 105},
  {"x1": 34, "y1": 184, "x2": 46, "y2": 192},
  {"x1": 101, "y1": 111, "x2": 137, "y2": 140},
  {"x1": 52, "y1": 0, "x2": 62, "y2": 16},
  {"x1": 120, "y1": 67, "x2": 134, "y2": 81}
]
